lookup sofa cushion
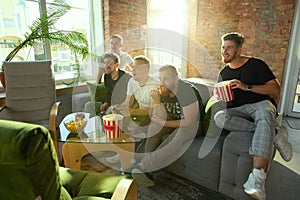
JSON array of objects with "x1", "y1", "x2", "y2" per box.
[
  {"x1": 2, "y1": 61, "x2": 55, "y2": 122},
  {"x1": 203, "y1": 96, "x2": 227, "y2": 137},
  {"x1": 60, "y1": 167, "x2": 128, "y2": 199},
  {"x1": 87, "y1": 82, "x2": 108, "y2": 102},
  {"x1": 220, "y1": 131, "x2": 300, "y2": 200},
  {"x1": 219, "y1": 131, "x2": 254, "y2": 200},
  {"x1": 0, "y1": 120, "x2": 62, "y2": 200},
  {"x1": 166, "y1": 135, "x2": 226, "y2": 191}
]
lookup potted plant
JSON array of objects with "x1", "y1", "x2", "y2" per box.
[{"x1": 0, "y1": 0, "x2": 89, "y2": 89}]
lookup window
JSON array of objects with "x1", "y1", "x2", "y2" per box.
[
  {"x1": 0, "y1": 0, "x2": 103, "y2": 87},
  {"x1": 280, "y1": 1, "x2": 300, "y2": 118},
  {"x1": 147, "y1": 0, "x2": 189, "y2": 77}
]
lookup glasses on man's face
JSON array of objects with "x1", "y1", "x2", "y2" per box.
[{"x1": 132, "y1": 64, "x2": 147, "y2": 70}]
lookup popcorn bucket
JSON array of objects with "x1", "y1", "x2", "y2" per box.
[
  {"x1": 214, "y1": 81, "x2": 234, "y2": 102},
  {"x1": 103, "y1": 114, "x2": 123, "y2": 138}
]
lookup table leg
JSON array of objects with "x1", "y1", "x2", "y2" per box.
[{"x1": 62, "y1": 143, "x2": 136, "y2": 171}]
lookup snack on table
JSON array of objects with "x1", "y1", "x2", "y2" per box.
[
  {"x1": 103, "y1": 114, "x2": 123, "y2": 138},
  {"x1": 64, "y1": 114, "x2": 87, "y2": 133}
]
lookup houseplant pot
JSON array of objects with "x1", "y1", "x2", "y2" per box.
[{"x1": 1, "y1": 0, "x2": 89, "y2": 90}]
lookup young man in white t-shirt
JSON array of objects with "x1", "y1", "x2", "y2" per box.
[{"x1": 106, "y1": 55, "x2": 158, "y2": 164}]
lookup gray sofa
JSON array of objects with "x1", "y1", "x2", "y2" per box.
[
  {"x1": 165, "y1": 78, "x2": 300, "y2": 200},
  {"x1": 71, "y1": 78, "x2": 300, "y2": 200}
]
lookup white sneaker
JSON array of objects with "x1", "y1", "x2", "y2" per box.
[
  {"x1": 243, "y1": 168, "x2": 266, "y2": 200},
  {"x1": 105, "y1": 154, "x2": 120, "y2": 163},
  {"x1": 275, "y1": 126, "x2": 293, "y2": 161}
]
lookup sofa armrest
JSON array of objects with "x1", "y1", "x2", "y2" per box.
[
  {"x1": 49, "y1": 101, "x2": 61, "y2": 164},
  {"x1": 72, "y1": 92, "x2": 91, "y2": 112},
  {"x1": 111, "y1": 178, "x2": 138, "y2": 200}
]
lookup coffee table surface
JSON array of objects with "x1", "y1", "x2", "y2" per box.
[{"x1": 58, "y1": 112, "x2": 142, "y2": 144}]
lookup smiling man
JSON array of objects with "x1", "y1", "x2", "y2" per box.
[
  {"x1": 84, "y1": 52, "x2": 131, "y2": 117},
  {"x1": 96, "y1": 34, "x2": 134, "y2": 84},
  {"x1": 106, "y1": 55, "x2": 158, "y2": 164},
  {"x1": 213, "y1": 32, "x2": 293, "y2": 200}
]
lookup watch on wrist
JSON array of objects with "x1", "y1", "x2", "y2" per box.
[{"x1": 247, "y1": 85, "x2": 252, "y2": 91}]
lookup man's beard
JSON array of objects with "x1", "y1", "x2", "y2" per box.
[{"x1": 222, "y1": 51, "x2": 238, "y2": 64}]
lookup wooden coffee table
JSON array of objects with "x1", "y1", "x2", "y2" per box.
[{"x1": 58, "y1": 113, "x2": 142, "y2": 171}]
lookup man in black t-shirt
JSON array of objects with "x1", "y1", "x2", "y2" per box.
[
  {"x1": 84, "y1": 52, "x2": 131, "y2": 116},
  {"x1": 213, "y1": 32, "x2": 293, "y2": 200},
  {"x1": 130, "y1": 65, "x2": 200, "y2": 186}
]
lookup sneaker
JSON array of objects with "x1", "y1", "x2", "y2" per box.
[
  {"x1": 243, "y1": 168, "x2": 266, "y2": 200},
  {"x1": 105, "y1": 154, "x2": 120, "y2": 164},
  {"x1": 274, "y1": 126, "x2": 293, "y2": 162},
  {"x1": 132, "y1": 167, "x2": 154, "y2": 187}
]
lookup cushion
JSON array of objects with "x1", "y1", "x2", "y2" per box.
[
  {"x1": 203, "y1": 95, "x2": 227, "y2": 136},
  {"x1": 0, "y1": 120, "x2": 62, "y2": 200},
  {"x1": 2, "y1": 61, "x2": 55, "y2": 122},
  {"x1": 59, "y1": 167, "x2": 128, "y2": 199},
  {"x1": 87, "y1": 82, "x2": 108, "y2": 102}
]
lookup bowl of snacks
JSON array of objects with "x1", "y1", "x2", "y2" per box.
[{"x1": 64, "y1": 113, "x2": 88, "y2": 133}]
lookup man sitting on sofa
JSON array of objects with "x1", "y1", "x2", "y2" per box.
[
  {"x1": 106, "y1": 55, "x2": 158, "y2": 164},
  {"x1": 213, "y1": 32, "x2": 293, "y2": 200},
  {"x1": 84, "y1": 52, "x2": 131, "y2": 117},
  {"x1": 130, "y1": 65, "x2": 200, "y2": 186}
]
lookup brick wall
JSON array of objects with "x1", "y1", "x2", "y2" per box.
[
  {"x1": 102, "y1": 0, "x2": 147, "y2": 57},
  {"x1": 187, "y1": 0, "x2": 295, "y2": 81},
  {"x1": 103, "y1": 0, "x2": 295, "y2": 82}
]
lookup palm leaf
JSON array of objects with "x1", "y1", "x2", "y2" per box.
[{"x1": 4, "y1": 0, "x2": 88, "y2": 62}]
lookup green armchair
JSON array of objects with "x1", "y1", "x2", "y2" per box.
[{"x1": 0, "y1": 120, "x2": 137, "y2": 200}]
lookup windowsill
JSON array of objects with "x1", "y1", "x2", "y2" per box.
[{"x1": 0, "y1": 82, "x2": 89, "y2": 106}]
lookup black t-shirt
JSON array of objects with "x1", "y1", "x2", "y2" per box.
[
  {"x1": 217, "y1": 57, "x2": 276, "y2": 108},
  {"x1": 160, "y1": 80, "x2": 198, "y2": 120},
  {"x1": 104, "y1": 69, "x2": 131, "y2": 106}
]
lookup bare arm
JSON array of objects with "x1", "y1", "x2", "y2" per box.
[{"x1": 231, "y1": 79, "x2": 280, "y2": 96}]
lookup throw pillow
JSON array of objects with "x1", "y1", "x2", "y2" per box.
[
  {"x1": 203, "y1": 95, "x2": 227, "y2": 137},
  {"x1": 87, "y1": 82, "x2": 108, "y2": 102}
]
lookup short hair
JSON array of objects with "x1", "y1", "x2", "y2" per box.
[
  {"x1": 134, "y1": 55, "x2": 150, "y2": 68},
  {"x1": 159, "y1": 64, "x2": 178, "y2": 77},
  {"x1": 103, "y1": 52, "x2": 120, "y2": 64},
  {"x1": 221, "y1": 32, "x2": 245, "y2": 48},
  {"x1": 110, "y1": 34, "x2": 123, "y2": 44}
]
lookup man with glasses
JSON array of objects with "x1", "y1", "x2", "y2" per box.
[{"x1": 106, "y1": 55, "x2": 158, "y2": 164}]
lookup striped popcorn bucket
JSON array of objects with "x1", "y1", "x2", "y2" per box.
[
  {"x1": 103, "y1": 114, "x2": 123, "y2": 138},
  {"x1": 214, "y1": 81, "x2": 234, "y2": 102}
]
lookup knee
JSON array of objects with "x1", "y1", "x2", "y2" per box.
[
  {"x1": 256, "y1": 108, "x2": 276, "y2": 121},
  {"x1": 84, "y1": 101, "x2": 94, "y2": 112},
  {"x1": 256, "y1": 101, "x2": 277, "y2": 118},
  {"x1": 214, "y1": 110, "x2": 226, "y2": 128}
]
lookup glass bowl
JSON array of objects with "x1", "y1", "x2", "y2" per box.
[{"x1": 64, "y1": 113, "x2": 88, "y2": 133}]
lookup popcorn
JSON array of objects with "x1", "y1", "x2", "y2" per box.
[
  {"x1": 214, "y1": 81, "x2": 234, "y2": 102},
  {"x1": 103, "y1": 114, "x2": 124, "y2": 138}
]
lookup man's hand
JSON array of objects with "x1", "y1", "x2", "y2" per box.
[
  {"x1": 230, "y1": 79, "x2": 248, "y2": 91},
  {"x1": 100, "y1": 102, "x2": 109, "y2": 112},
  {"x1": 150, "y1": 89, "x2": 161, "y2": 104},
  {"x1": 151, "y1": 114, "x2": 165, "y2": 126},
  {"x1": 113, "y1": 104, "x2": 130, "y2": 116}
]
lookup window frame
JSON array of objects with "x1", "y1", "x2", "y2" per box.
[{"x1": 0, "y1": 0, "x2": 104, "y2": 88}]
